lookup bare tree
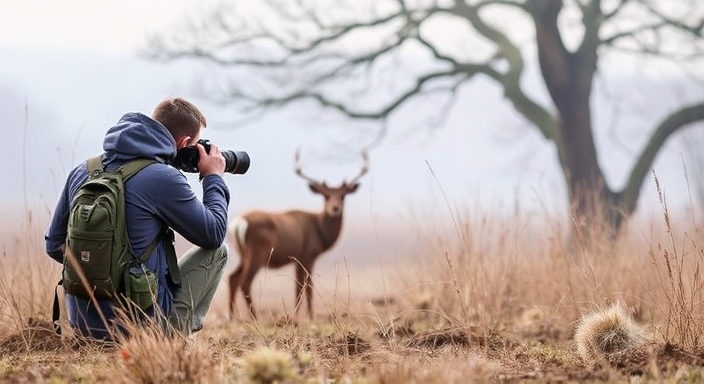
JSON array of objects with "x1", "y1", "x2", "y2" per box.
[{"x1": 146, "y1": 0, "x2": 704, "y2": 234}]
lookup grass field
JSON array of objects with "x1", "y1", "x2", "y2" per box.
[{"x1": 1, "y1": 195, "x2": 704, "y2": 383}]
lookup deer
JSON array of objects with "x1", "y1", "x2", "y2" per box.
[{"x1": 227, "y1": 149, "x2": 369, "y2": 321}]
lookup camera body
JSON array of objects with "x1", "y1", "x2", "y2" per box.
[{"x1": 173, "y1": 139, "x2": 250, "y2": 175}]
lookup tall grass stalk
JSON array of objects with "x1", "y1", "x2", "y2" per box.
[
  {"x1": 649, "y1": 172, "x2": 704, "y2": 348},
  {"x1": 425, "y1": 161, "x2": 471, "y2": 325},
  {"x1": 0, "y1": 207, "x2": 57, "y2": 330}
]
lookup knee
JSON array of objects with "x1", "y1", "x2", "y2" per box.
[
  {"x1": 191, "y1": 244, "x2": 228, "y2": 269},
  {"x1": 215, "y1": 243, "x2": 228, "y2": 267}
]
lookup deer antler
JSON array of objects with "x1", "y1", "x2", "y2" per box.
[
  {"x1": 347, "y1": 149, "x2": 369, "y2": 185},
  {"x1": 294, "y1": 149, "x2": 323, "y2": 186},
  {"x1": 295, "y1": 148, "x2": 369, "y2": 186}
]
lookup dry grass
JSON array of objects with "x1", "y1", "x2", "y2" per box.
[
  {"x1": 2, "y1": 194, "x2": 704, "y2": 383},
  {"x1": 648, "y1": 174, "x2": 704, "y2": 349}
]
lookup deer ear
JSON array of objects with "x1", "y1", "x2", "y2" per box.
[
  {"x1": 347, "y1": 183, "x2": 360, "y2": 193},
  {"x1": 309, "y1": 183, "x2": 323, "y2": 194}
]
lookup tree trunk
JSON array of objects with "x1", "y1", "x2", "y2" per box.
[
  {"x1": 555, "y1": 75, "x2": 625, "y2": 237},
  {"x1": 559, "y1": 105, "x2": 622, "y2": 234},
  {"x1": 532, "y1": 0, "x2": 623, "y2": 236}
]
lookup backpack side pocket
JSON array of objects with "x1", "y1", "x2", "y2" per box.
[{"x1": 123, "y1": 264, "x2": 158, "y2": 311}]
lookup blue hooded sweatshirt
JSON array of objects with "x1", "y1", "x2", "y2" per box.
[{"x1": 45, "y1": 112, "x2": 230, "y2": 338}]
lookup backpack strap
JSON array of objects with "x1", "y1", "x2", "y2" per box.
[
  {"x1": 131, "y1": 227, "x2": 181, "y2": 286},
  {"x1": 87, "y1": 155, "x2": 155, "y2": 180},
  {"x1": 87, "y1": 155, "x2": 103, "y2": 176},
  {"x1": 119, "y1": 158, "x2": 156, "y2": 181},
  {"x1": 119, "y1": 159, "x2": 181, "y2": 287},
  {"x1": 128, "y1": 228, "x2": 180, "y2": 286},
  {"x1": 52, "y1": 281, "x2": 63, "y2": 335},
  {"x1": 135, "y1": 234, "x2": 161, "y2": 265},
  {"x1": 163, "y1": 228, "x2": 181, "y2": 287},
  {"x1": 114, "y1": 158, "x2": 159, "y2": 264}
]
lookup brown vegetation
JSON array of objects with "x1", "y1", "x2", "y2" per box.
[{"x1": 2, "y1": 194, "x2": 704, "y2": 383}]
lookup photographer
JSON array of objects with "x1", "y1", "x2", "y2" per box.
[{"x1": 45, "y1": 97, "x2": 231, "y2": 339}]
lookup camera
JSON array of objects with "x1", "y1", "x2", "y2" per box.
[{"x1": 173, "y1": 139, "x2": 250, "y2": 175}]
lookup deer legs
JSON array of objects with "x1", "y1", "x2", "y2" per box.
[
  {"x1": 227, "y1": 265, "x2": 243, "y2": 320},
  {"x1": 229, "y1": 260, "x2": 316, "y2": 321},
  {"x1": 228, "y1": 248, "x2": 263, "y2": 320},
  {"x1": 228, "y1": 264, "x2": 256, "y2": 320}
]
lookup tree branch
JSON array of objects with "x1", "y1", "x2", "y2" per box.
[
  {"x1": 619, "y1": 102, "x2": 704, "y2": 214},
  {"x1": 643, "y1": 1, "x2": 704, "y2": 39},
  {"x1": 603, "y1": 0, "x2": 633, "y2": 21},
  {"x1": 526, "y1": 0, "x2": 571, "y2": 92},
  {"x1": 601, "y1": 21, "x2": 670, "y2": 46},
  {"x1": 253, "y1": 70, "x2": 470, "y2": 119},
  {"x1": 600, "y1": 1, "x2": 704, "y2": 59}
]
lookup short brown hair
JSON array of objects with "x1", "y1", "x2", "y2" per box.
[{"x1": 152, "y1": 97, "x2": 207, "y2": 139}]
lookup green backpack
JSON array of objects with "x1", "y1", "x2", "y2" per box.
[
  {"x1": 62, "y1": 155, "x2": 159, "y2": 300},
  {"x1": 52, "y1": 155, "x2": 182, "y2": 334}
]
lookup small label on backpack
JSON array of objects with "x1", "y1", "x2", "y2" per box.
[{"x1": 81, "y1": 251, "x2": 90, "y2": 262}]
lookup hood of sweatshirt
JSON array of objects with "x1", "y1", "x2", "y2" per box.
[{"x1": 102, "y1": 112, "x2": 177, "y2": 165}]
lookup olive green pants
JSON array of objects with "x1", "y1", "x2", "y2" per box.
[{"x1": 168, "y1": 244, "x2": 227, "y2": 335}]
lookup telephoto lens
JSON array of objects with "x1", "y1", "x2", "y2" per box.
[
  {"x1": 172, "y1": 139, "x2": 250, "y2": 175},
  {"x1": 222, "y1": 150, "x2": 250, "y2": 175}
]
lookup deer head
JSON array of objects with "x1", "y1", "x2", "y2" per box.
[{"x1": 294, "y1": 149, "x2": 369, "y2": 218}]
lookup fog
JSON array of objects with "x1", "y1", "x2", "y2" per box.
[
  {"x1": 2, "y1": 2, "x2": 702, "y2": 297},
  {"x1": 3, "y1": 48, "x2": 697, "y2": 214}
]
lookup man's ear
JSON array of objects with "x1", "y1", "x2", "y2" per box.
[{"x1": 177, "y1": 136, "x2": 192, "y2": 149}]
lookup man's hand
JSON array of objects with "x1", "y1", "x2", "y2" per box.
[{"x1": 196, "y1": 142, "x2": 226, "y2": 179}]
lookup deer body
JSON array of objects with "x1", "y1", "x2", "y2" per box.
[{"x1": 228, "y1": 150, "x2": 368, "y2": 320}]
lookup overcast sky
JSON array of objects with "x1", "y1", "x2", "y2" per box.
[
  {"x1": 0, "y1": 0, "x2": 201, "y2": 53},
  {"x1": 1, "y1": 0, "x2": 700, "y2": 230}
]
